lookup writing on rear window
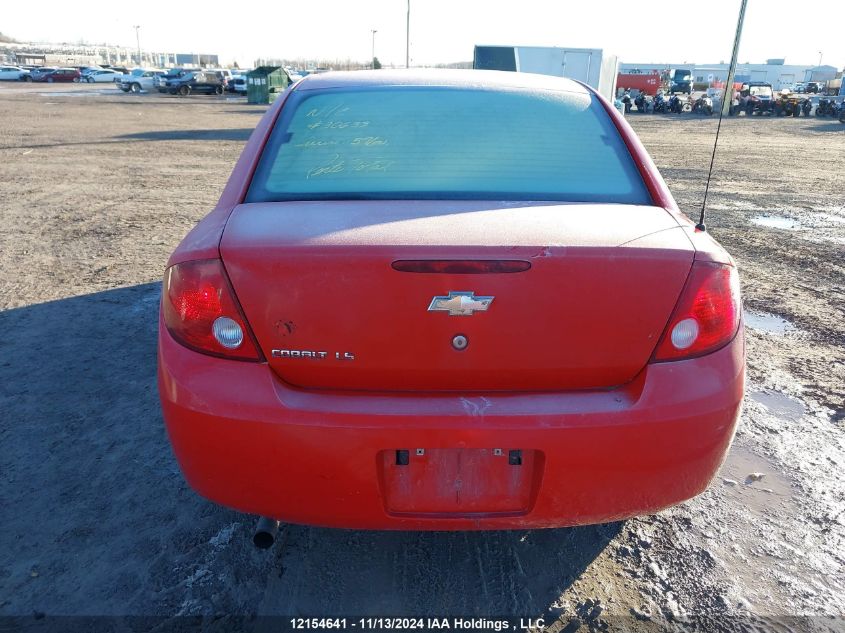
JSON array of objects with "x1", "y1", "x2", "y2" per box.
[{"x1": 246, "y1": 86, "x2": 650, "y2": 204}]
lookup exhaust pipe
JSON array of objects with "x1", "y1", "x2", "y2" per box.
[{"x1": 253, "y1": 516, "x2": 281, "y2": 549}]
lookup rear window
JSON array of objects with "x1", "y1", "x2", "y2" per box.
[{"x1": 246, "y1": 86, "x2": 651, "y2": 204}]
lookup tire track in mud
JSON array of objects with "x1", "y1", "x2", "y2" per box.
[{"x1": 254, "y1": 524, "x2": 642, "y2": 621}]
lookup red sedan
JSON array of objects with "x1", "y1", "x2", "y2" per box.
[
  {"x1": 32, "y1": 68, "x2": 81, "y2": 83},
  {"x1": 158, "y1": 70, "x2": 744, "y2": 533}
]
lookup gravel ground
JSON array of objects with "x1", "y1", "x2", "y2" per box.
[{"x1": 0, "y1": 83, "x2": 843, "y2": 631}]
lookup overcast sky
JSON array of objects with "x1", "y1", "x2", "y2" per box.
[{"x1": 4, "y1": 0, "x2": 843, "y2": 69}]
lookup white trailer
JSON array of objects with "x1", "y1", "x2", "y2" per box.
[{"x1": 473, "y1": 45, "x2": 619, "y2": 101}]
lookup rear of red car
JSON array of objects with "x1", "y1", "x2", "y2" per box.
[{"x1": 158, "y1": 70, "x2": 743, "y2": 529}]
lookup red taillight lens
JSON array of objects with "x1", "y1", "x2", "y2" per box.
[
  {"x1": 652, "y1": 261, "x2": 741, "y2": 362},
  {"x1": 162, "y1": 259, "x2": 262, "y2": 361}
]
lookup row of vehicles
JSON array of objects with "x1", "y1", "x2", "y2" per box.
[
  {"x1": 622, "y1": 81, "x2": 845, "y2": 121},
  {"x1": 0, "y1": 63, "x2": 252, "y2": 95},
  {"x1": 0, "y1": 65, "x2": 81, "y2": 82},
  {"x1": 734, "y1": 82, "x2": 845, "y2": 119},
  {"x1": 118, "y1": 67, "x2": 246, "y2": 95},
  {"x1": 618, "y1": 70, "x2": 843, "y2": 99},
  {"x1": 790, "y1": 81, "x2": 829, "y2": 94},
  {"x1": 622, "y1": 91, "x2": 714, "y2": 115},
  {"x1": 0, "y1": 64, "x2": 131, "y2": 82}
]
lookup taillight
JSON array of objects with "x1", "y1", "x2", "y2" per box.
[
  {"x1": 652, "y1": 261, "x2": 741, "y2": 362},
  {"x1": 162, "y1": 259, "x2": 262, "y2": 361}
]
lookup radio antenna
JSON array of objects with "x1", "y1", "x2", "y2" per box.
[{"x1": 698, "y1": 0, "x2": 749, "y2": 231}]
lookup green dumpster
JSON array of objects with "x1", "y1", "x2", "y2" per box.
[{"x1": 246, "y1": 66, "x2": 289, "y2": 104}]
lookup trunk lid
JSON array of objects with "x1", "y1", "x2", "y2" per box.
[{"x1": 220, "y1": 201, "x2": 694, "y2": 392}]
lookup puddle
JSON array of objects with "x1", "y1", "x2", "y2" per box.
[
  {"x1": 744, "y1": 310, "x2": 795, "y2": 335},
  {"x1": 750, "y1": 215, "x2": 798, "y2": 230},
  {"x1": 38, "y1": 90, "x2": 117, "y2": 98},
  {"x1": 750, "y1": 389, "x2": 807, "y2": 419},
  {"x1": 721, "y1": 444, "x2": 794, "y2": 500}
]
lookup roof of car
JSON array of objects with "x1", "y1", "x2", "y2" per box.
[{"x1": 294, "y1": 69, "x2": 590, "y2": 94}]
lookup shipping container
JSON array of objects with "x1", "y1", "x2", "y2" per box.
[
  {"x1": 617, "y1": 72, "x2": 662, "y2": 95},
  {"x1": 473, "y1": 45, "x2": 618, "y2": 101}
]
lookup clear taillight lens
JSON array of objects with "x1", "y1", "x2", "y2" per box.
[
  {"x1": 652, "y1": 262, "x2": 741, "y2": 362},
  {"x1": 162, "y1": 259, "x2": 262, "y2": 361}
]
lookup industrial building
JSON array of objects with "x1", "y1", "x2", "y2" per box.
[
  {"x1": 0, "y1": 41, "x2": 219, "y2": 69},
  {"x1": 619, "y1": 60, "x2": 840, "y2": 90}
]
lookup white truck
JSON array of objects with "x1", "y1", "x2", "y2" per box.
[{"x1": 473, "y1": 45, "x2": 619, "y2": 102}]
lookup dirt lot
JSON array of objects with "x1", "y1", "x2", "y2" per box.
[{"x1": 0, "y1": 82, "x2": 843, "y2": 631}]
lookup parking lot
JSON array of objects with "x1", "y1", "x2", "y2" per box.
[{"x1": 0, "y1": 82, "x2": 843, "y2": 629}]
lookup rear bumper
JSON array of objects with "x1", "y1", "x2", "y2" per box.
[{"x1": 158, "y1": 321, "x2": 744, "y2": 530}]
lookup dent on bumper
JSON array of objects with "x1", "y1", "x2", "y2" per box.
[{"x1": 158, "y1": 323, "x2": 744, "y2": 530}]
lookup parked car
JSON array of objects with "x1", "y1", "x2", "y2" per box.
[
  {"x1": 118, "y1": 68, "x2": 164, "y2": 93},
  {"x1": 230, "y1": 74, "x2": 248, "y2": 94},
  {"x1": 26, "y1": 67, "x2": 57, "y2": 82},
  {"x1": 210, "y1": 68, "x2": 233, "y2": 88},
  {"x1": 167, "y1": 71, "x2": 224, "y2": 96},
  {"x1": 155, "y1": 68, "x2": 194, "y2": 93},
  {"x1": 158, "y1": 69, "x2": 744, "y2": 536},
  {"x1": 32, "y1": 68, "x2": 81, "y2": 83},
  {"x1": 0, "y1": 65, "x2": 28, "y2": 81},
  {"x1": 85, "y1": 68, "x2": 125, "y2": 83}
]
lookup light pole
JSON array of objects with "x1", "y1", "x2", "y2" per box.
[
  {"x1": 405, "y1": 0, "x2": 410, "y2": 68},
  {"x1": 817, "y1": 51, "x2": 823, "y2": 67},
  {"x1": 371, "y1": 29, "x2": 377, "y2": 68},
  {"x1": 133, "y1": 25, "x2": 141, "y2": 65}
]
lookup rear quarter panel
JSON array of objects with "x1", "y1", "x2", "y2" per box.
[{"x1": 165, "y1": 87, "x2": 291, "y2": 267}]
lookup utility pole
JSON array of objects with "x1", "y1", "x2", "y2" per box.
[
  {"x1": 405, "y1": 0, "x2": 410, "y2": 68},
  {"x1": 371, "y1": 29, "x2": 377, "y2": 68},
  {"x1": 720, "y1": 0, "x2": 748, "y2": 116},
  {"x1": 133, "y1": 25, "x2": 141, "y2": 66}
]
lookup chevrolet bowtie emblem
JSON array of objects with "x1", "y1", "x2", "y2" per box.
[{"x1": 428, "y1": 291, "x2": 494, "y2": 316}]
